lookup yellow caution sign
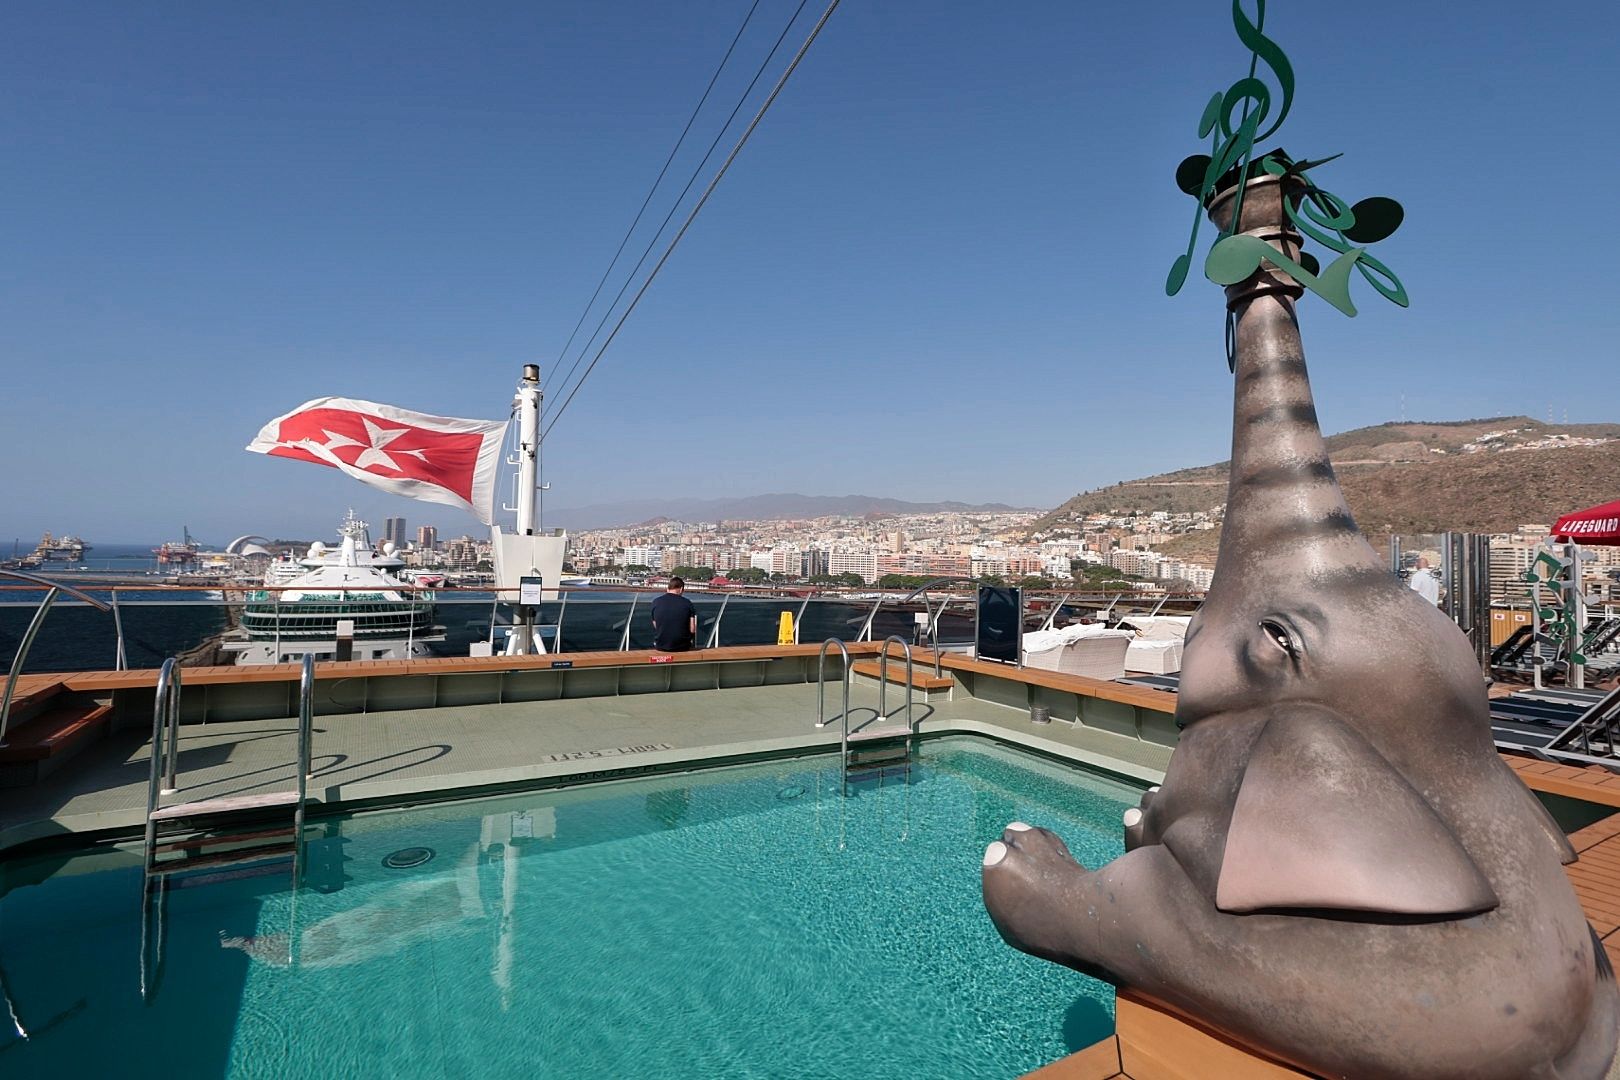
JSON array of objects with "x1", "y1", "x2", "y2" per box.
[{"x1": 777, "y1": 611, "x2": 796, "y2": 646}]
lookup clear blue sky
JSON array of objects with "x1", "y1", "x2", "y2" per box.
[{"x1": 2, "y1": 1, "x2": 1616, "y2": 544}]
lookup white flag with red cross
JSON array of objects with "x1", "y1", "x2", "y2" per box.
[{"x1": 246, "y1": 397, "x2": 508, "y2": 524}]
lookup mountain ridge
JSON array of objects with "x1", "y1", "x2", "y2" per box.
[{"x1": 547, "y1": 493, "x2": 1030, "y2": 531}]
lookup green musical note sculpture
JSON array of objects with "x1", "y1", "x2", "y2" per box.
[{"x1": 1168, "y1": 1, "x2": 1409, "y2": 324}]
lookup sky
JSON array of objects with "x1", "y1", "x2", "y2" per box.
[{"x1": 2, "y1": 1, "x2": 1616, "y2": 545}]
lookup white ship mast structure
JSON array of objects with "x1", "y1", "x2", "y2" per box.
[{"x1": 489, "y1": 363, "x2": 568, "y2": 655}]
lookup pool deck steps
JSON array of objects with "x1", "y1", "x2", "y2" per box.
[
  {"x1": 845, "y1": 724, "x2": 913, "y2": 743},
  {"x1": 147, "y1": 789, "x2": 301, "y2": 823},
  {"x1": 0, "y1": 700, "x2": 113, "y2": 786}
]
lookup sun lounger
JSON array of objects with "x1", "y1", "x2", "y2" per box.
[{"x1": 1022, "y1": 625, "x2": 1135, "y2": 680}]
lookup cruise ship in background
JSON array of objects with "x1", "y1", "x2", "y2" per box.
[{"x1": 220, "y1": 511, "x2": 444, "y2": 665}]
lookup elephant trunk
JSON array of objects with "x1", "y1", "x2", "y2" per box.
[{"x1": 1206, "y1": 171, "x2": 1381, "y2": 584}]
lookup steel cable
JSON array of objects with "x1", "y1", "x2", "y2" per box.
[
  {"x1": 542, "y1": 0, "x2": 840, "y2": 440},
  {"x1": 545, "y1": 0, "x2": 764, "y2": 405}
]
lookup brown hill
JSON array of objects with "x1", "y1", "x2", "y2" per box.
[{"x1": 1028, "y1": 417, "x2": 1620, "y2": 561}]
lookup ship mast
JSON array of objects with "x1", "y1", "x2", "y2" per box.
[
  {"x1": 504, "y1": 363, "x2": 543, "y2": 654},
  {"x1": 514, "y1": 364, "x2": 541, "y2": 537}
]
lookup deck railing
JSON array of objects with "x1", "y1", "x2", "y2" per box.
[{"x1": 0, "y1": 581, "x2": 1208, "y2": 677}]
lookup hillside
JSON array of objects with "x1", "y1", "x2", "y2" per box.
[{"x1": 1029, "y1": 417, "x2": 1620, "y2": 558}]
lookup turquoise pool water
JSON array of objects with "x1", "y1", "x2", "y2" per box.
[{"x1": 0, "y1": 737, "x2": 1139, "y2": 1078}]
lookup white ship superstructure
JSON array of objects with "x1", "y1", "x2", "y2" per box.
[{"x1": 222, "y1": 511, "x2": 444, "y2": 665}]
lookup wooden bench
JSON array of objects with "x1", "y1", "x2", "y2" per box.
[{"x1": 848, "y1": 657, "x2": 955, "y2": 692}]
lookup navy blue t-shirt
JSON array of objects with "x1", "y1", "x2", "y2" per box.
[{"x1": 650, "y1": 592, "x2": 697, "y2": 651}]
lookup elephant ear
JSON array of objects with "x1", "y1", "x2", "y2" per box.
[
  {"x1": 1216, "y1": 714, "x2": 1498, "y2": 917},
  {"x1": 1515, "y1": 769, "x2": 1579, "y2": 865}
]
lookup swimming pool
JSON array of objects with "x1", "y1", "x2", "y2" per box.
[{"x1": 0, "y1": 736, "x2": 1139, "y2": 1078}]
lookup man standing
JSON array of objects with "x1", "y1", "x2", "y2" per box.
[
  {"x1": 650, "y1": 576, "x2": 698, "y2": 653},
  {"x1": 1408, "y1": 557, "x2": 1441, "y2": 605}
]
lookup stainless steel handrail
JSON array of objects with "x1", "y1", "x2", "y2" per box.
[
  {"x1": 898, "y1": 576, "x2": 979, "y2": 678},
  {"x1": 619, "y1": 594, "x2": 639, "y2": 650},
  {"x1": 143, "y1": 658, "x2": 181, "y2": 861},
  {"x1": 295, "y1": 654, "x2": 314, "y2": 846},
  {"x1": 110, "y1": 592, "x2": 127, "y2": 671},
  {"x1": 553, "y1": 592, "x2": 570, "y2": 653},
  {"x1": 1041, "y1": 593, "x2": 1072, "y2": 631},
  {"x1": 705, "y1": 594, "x2": 732, "y2": 649},
  {"x1": 877, "y1": 636, "x2": 914, "y2": 731},
  {"x1": 856, "y1": 596, "x2": 884, "y2": 642},
  {"x1": 815, "y1": 638, "x2": 852, "y2": 763},
  {"x1": 0, "y1": 571, "x2": 113, "y2": 747},
  {"x1": 793, "y1": 596, "x2": 812, "y2": 644},
  {"x1": 161, "y1": 660, "x2": 183, "y2": 794}
]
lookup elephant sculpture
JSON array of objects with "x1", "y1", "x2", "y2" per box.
[{"x1": 981, "y1": 168, "x2": 1619, "y2": 1079}]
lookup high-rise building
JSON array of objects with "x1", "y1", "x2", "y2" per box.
[
  {"x1": 384, "y1": 517, "x2": 407, "y2": 548},
  {"x1": 417, "y1": 525, "x2": 438, "y2": 551}
]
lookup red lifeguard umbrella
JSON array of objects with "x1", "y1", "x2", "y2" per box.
[{"x1": 1553, "y1": 499, "x2": 1620, "y2": 545}]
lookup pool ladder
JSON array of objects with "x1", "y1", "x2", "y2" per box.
[
  {"x1": 140, "y1": 655, "x2": 315, "y2": 999},
  {"x1": 816, "y1": 637, "x2": 916, "y2": 777}
]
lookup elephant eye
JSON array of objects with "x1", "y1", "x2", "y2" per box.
[{"x1": 1259, "y1": 619, "x2": 1298, "y2": 658}]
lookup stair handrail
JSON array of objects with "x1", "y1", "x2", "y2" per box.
[
  {"x1": 0, "y1": 570, "x2": 112, "y2": 748},
  {"x1": 143, "y1": 658, "x2": 182, "y2": 862},
  {"x1": 295, "y1": 654, "x2": 314, "y2": 845},
  {"x1": 877, "y1": 636, "x2": 915, "y2": 732},
  {"x1": 897, "y1": 576, "x2": 980, "y2": 678},
  {"x1": 815, "y1": 638, "x2": 853, "y2": 766}
]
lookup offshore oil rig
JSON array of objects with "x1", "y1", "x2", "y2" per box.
[
  {"x1": 31, "y1": 531, "x2": 91, "y2": 562},
  {"x1": 154, "y1": 526, "x2": 200, "y2": 567}
]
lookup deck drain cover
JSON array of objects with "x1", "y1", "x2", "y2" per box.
[
  {"x1": 777, "y1": 785, "x2": 806, "y2": 801},
  {"x1": 383, "y1": 846, "x2": 435, "y2": 869}
]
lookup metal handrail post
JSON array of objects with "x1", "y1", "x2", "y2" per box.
[
  {"x1": 0, "y1": 571, "x2": 111, "y2": 746},
  {"x1": 879, "y1": 636, "x2": 914, "y2": 729},
  {"x1": 929, "y1": 596, "x2": 944, "y2": 678},
  {"x1": 815, "y1": 638, "x2": 851, "y2": 742},
  {"x1": 1016, "y1": 590, "x2": 1026, "y2": 669},
  {"x1": 273, "y1": 593, "x2": 281, "y2": 662},
  {"x1": 295, "y1": 655, "x2": 313, "y2": 827},
  {"x1": 0, "y1": 586, "x2": 59, "y2": 748},
  {"x1": 406, "y1": 593, "x2": 415, "y2": 658},
  {"x1": 857, "y1": 596, "x2": 884, "y2": 643},
  {"x1": 706, "y1": 594, "x2": 731, "y2": 649},
  {"x1": 144, "y1": 658, "x2": 179, "y2": 860},
  {"x1": 1042, "y1": 593, "x2": 1072, "y2": 631},
  {"x1": 1148, "y1": 592, "x2": 1170, "y2": 618},
  {"x1": 620, "y1": 595, "x2": 639, "y2": 650},
  {"x1": 111, "y1": 591, "x2": 127, "y2": 670},
  {"x1": 161, "y1": 663, "x2": 184, "y2": 794},
  {"x1": 973, "y1": 593, "x2": 981, "y2": 661},
  {"x1": 488, "y1": 595, "x2": 499, "y2": 651},
  {"x1": 793, "y1": 597, "x2": 811, "y2": 644},
  {"x1": 553, "y1": 592, "x2": 570, "y2": 653}
]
